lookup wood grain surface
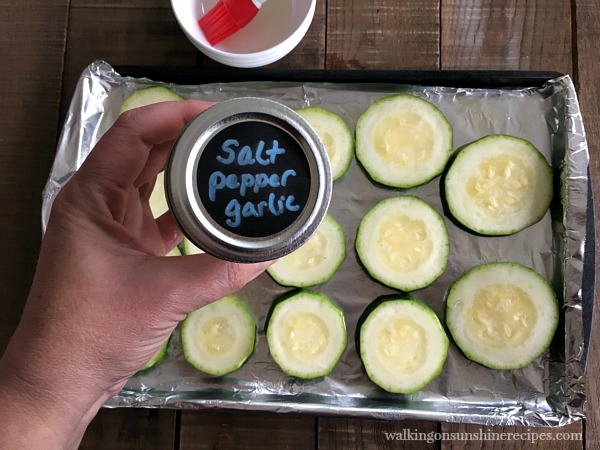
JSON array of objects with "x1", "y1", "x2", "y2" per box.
[
  {"x1": 1, "y1": 0, "x2": 597, "y2": 448},
  {"x1": 441, "y1": 0, "x2": 572, "y2": 74},
  {"x1": 326, "y1": 0, "x2": 440, "y2": 69},
  {"x1": 575, "y1": 1, "x2": 600, "y2": 449},
  {"x1": 0, "y1": 0, "x2": 70, "y2": 352},
  {"x1": 318, "y1": 418, "x2": 438, "y2": 449},
  {"x1": 179, "y1": 411, "x2": 316, "y2": 449},
  {"x1": 79, "y1": 409, "x2": 177, "y2": 450},
  {"x1": 61, "y1": 0, "x2": 198, "y2": 118}
]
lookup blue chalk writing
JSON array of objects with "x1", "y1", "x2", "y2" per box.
[
  {"x1": 224, "y1": 199, "x2": 241, "y2": 228},
  {"x1": 208, "y1": 171, "x2": 226, "y2": 202},
  {"x1": 238, "y1": 145, "x2": 256, "y2": 166},
  {"x1": 216, "y1": 139, "x2": 286, "y2": 166},
  {"x1": 224, "y1": 193, "x2": 302, "y2": 228},
  {"x1": 211, "y1": 171, "x2": 297, "y2": 199},
  {"x1": 257, "y1": 140, "x2": 285, "y2": 165},
  {"x1": 217, "y1": 139, "x2": 237, "y2": 164},
  {"x1": 208, "y1": 137, "x2": 304, "y2": 229},
  {"x1": 240, "y1": 173, "x2": 254, "y2": 197},
  {"x1": 226, "y1": 174, "x2": 239, "y2": 189},
  {"x1": 285, "y1": 195, "x2": 300, "y2": 211},
  {"x1": 280, "y1": 169, "x2": 296, "y2": 186}
]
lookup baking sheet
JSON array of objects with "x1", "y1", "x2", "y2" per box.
[{"x1": 43, "y1": 61, "x2": 591, "y2": 427}]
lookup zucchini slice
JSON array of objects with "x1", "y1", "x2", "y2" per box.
[
  {"x1": 356, "y1": 94, "x2": 453, "y2": 188},
  {"x1": 139, "y1": 336, "x2": 171, "y2": 371},
  {"x1": 359, "y1": 295, "x2": 448, "y2": 394},
  {"x1": 122, "y1": 87, "x2": 183, "y2": 221},
  {"x1": 181, "y1": 296, "x2": 256, "y2": 376},
  {"x1": 296, "y1": 107, "x2": 354, "y2": 180},
  {"x1": 356, "y1": 196, "x2": 449, "y2": 291},
  {"x1": 149, "y1": 171, "x2": 168, "y2": 219},
  {"x1": 182, "y1": 237, "x2": 205, "y2": 255},
  {"x1": 266, "y1": 290, "x2": 347, "y2": 379},
  {"x1": 119, "y1": 86, "x2": 183, "y2": 114},
  {"x1": 446, "y1": 262, "x2": 558, "y2": 370},
  {"x1": 166, "y1": 245, "x2": 182, "y2": 257},
  {"x1": 267, "y1": 214, "x2": 345, "y2": 287},
  {"x1": 149, "y1": 171, "x2": 185, "y2": 257},
  {"x1": 444, "y1": 134, "x2": 553, "y2": 235}
]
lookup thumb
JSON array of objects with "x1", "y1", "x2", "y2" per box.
[{"x1": 145, "y1": 253, "x2": 271, "y2": 317}]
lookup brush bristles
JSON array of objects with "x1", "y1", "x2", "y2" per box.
[{"x1": 199, "y1": 1, "x2": 239, "y2": 46}]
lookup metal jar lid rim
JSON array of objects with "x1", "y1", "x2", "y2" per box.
[{"x1": 165, "y1": 97, "x2": 332, "y2": 263}]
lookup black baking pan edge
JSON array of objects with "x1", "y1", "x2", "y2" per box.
[
  {"x1": 582, "y1": 167, "x2": 595, "y2": 370},
  {"x1": 114, "y1": 65, "x2": 593, "y2": 370},
  {"x1": 115, "y1": 66, "x2": 565, "y2": 89}
]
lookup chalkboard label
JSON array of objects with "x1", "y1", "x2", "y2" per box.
[{"x1": 197, "y1": 121, "x2": 311, "y2": 238}]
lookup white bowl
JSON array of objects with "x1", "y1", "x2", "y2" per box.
[{"x1": 171, "y1": 0, "x2": 316, "y2": 68}]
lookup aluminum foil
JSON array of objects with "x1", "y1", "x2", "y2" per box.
[{"x1": 43, "y1": 61, "x2": 591, "y2": 427}]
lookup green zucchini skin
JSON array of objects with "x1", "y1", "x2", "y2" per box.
[
  {"x1": 181, "y1": 237, "x2": 204, "y2": 255},
  {"x1": 358, "y1": 294, "x2": 449, "y2": 394},
  {"x1": 266, "y1": 289, "x2": 347, "y2": 379},
  {"x1": 266, "y1": 215, "x2": 346, "y2": 287},
  {"x1": 355, "y1": 196, "x2": 450, "y2": 291},
  {"x1": 355, "y1": 293, "x2": 413, "y2": 354},
  {"x1": 445, "y1": 262, "x2": 559, "y2": 370},
  {"x1": 355, "y1": 94, "x2": 453, "y2": 189},
  {"x1": 181, "y1": 296, "x2": 257, "y2": 377},
  {"x1": 137, "y1": 334, "x2": 173, "y2": 373},
  {"x1": 443, "y1": 134, "x2": 553, "y2": 236},
  {"x1": 296, "y1": 107, "x2": 354, "y2": 181},
  {"x1": 119, "y1": 86, "x2": 183, "y2": 114}
]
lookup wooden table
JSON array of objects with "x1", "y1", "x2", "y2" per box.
[{"x1": 2, "y1": 1, "x2": 599, "y2": 448}]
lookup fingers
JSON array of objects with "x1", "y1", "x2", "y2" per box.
[
  {"x1": 78, "y1": 100, "x2": 214, "y2": 193},
  {"x1": 116, "y1": 100, "x2": 214, "y2": 147},
  {"x1": 146, "y1": 254, "x2": 271, "y2": 316},
  {"x1": 138, "y1": 174, "x2": 157, "y2": 204},
  {"x1": 155, "y1": 212, "x2": 183, "y2": 253},
  {"x1": 134, "y1": 140, "x2": 174, "y2": 189}
]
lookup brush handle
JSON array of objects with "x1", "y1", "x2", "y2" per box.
[
  {"x1": 200, "y1": 0, "x2": 269, "y2": 46},
  {"x1": 220, "y1": 0, "x2": 264, "y2": 26}
]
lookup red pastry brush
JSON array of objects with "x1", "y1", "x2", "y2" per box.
[{"x1": 199, "y1": 0, "x2": 268, "y2": 46}]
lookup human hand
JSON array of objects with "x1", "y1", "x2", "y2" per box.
[{"x1": 0, "y1": 100, "x2": 270, "y2": 449}]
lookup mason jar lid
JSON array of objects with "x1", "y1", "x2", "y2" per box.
[{"x1": 165, "y1": 97, "x2": 332, "y2": 263}]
